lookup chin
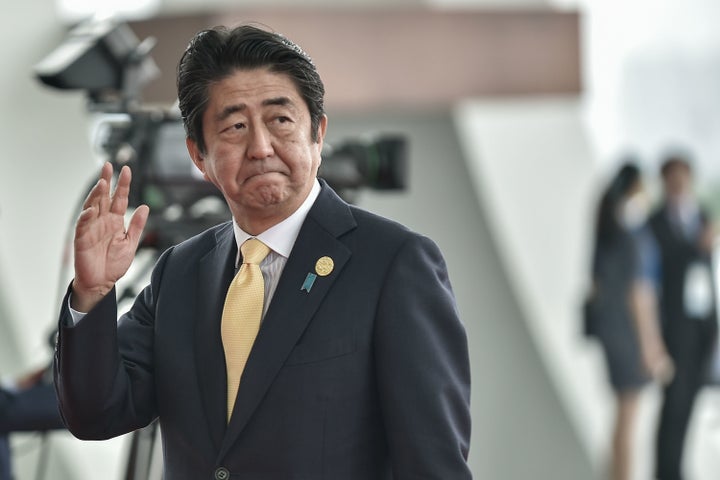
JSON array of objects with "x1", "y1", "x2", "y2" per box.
[{"x1": 250, "y1": 183, "x2": 290, "y2": 207}]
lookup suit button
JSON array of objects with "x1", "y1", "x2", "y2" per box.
[{"x1": 213, "y1": 467, "x2": 230, "y2": 480}]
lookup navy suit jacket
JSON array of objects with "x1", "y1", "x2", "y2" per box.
[
  {"x1": 54, "y1": 182, "x2": 472, "y2": 479},
  {"x1": 648, "y1": 204, "x2": 717, "y2": 350}
]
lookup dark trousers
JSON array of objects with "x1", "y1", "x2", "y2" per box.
[
  {"x1": 0, "y1": 382, "x2": 65, "y2": 480},
  {"x1": 0, "y1": 435, "x2": 10, "y2": 480},
  {"x1": 655, "y1": 320, "x2": 716, "y2": 480}
]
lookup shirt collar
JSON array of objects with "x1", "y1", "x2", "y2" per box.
[{"x1": 232, "y1": 179, "x2": 321, "y2": 261}]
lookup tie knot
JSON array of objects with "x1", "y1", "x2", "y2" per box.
[{"x1": 241, "y1": 238, "x2": 270, "y2": 265}]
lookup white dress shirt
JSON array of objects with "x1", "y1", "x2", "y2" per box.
[{"x1": 232, "y1": 179, "x2": 320, "y2": 320}]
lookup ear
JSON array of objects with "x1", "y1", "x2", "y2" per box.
[
  {"x1": 315, "y1": 114, "x2": 328, "y2": 151},
  {"x1": 186, "y1": 137, "x2": 208, "y2": 179}
]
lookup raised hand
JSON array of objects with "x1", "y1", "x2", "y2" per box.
[{"x1": 71, "y1": 162, "x2": 149, "y2": 312}]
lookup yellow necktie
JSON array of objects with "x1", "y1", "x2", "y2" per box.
[{"x1": 221, "y1": 238, "x2": 270, "y2": 421}]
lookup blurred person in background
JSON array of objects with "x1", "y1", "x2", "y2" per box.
[
  {"x1": 0, "y1": 436, "x2": 7, "y2": 480},
  {"x1": 648, "y1": 152, "x2": 717, "y2": 480},
  {"x1": 0, "y1": 351, "x2": 65, "y2": 480},
  {"x1": 586, "y1": 160, "x2": 673, "y2": 480}
]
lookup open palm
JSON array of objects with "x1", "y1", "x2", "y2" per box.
[{"x1": 71, "y1": 162, "x2": 149, "y2": 312}]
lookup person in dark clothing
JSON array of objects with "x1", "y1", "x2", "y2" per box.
[
  {"x1": 649, "y1": 152, "x2": 717, "y2": 480},
  {"x1": 0, "y1": 365, "x2": 65, "y2": 480},
  {"x1": 588, "y1": 161, "x2": 672, "y2": 480},
  {"x1": 53, "y1": 24, "x2": 471, "y2": 479},
  {"x1": 0, "y1": 434, "x2": 9, "y2": 480}
]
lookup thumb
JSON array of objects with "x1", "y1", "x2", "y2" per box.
[{"x1": 126, "y1": 204, "x2": 150, "y2": 247}]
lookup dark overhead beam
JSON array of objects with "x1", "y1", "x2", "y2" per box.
[{"x1": 131, "y1": 8, "x2": 581, "y2": 111}]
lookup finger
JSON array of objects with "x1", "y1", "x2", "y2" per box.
[
  {"x1": 125, "y1": 204, "x2": 150, "y2": 248},
  {"x1": 74, "y1": 206, "x2": 100, "y2": 248},
  {"x1": 75, "y1": 205, "x2": 98, "y2": 232},
  {"x1": 100, "y1": 161, "x2": 113, "y2": 183},
  {"x1": 81, "y1": 175, "x2": 109, "y2": 213},
  {"x1": 97, "y1": 162, "x2": 114, "y2": 215},
  {"x1": 110, "y1": 165, "x2": 132, "y2": 216}
]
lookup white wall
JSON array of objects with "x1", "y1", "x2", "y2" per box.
[
  {"x1": 0, "y1": 6, "x2": 91, "y2": 367},
  {"x1": 0, "y1": 4, "x2": 129, "y2": 479},
  {"x1": 454, "y1": 96, "x2": 609, "y2": 469},
  {"x1": 583, "y1": 0, "x2": 720, "y2": 176}
]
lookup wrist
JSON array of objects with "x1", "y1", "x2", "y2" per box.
[{"x1": 70, "y1": 279, "x2": 112, "y2": 313}]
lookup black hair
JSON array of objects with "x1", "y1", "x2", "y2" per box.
[
  {"x1": 177, "y1": 24, "x2": 325, "y2": 154},
  {"x1": 595, "y1": 161, "x2": 642, "y2": 245},
  {"x1": 659, "y1": 150, "x2": 693, "y2": 178}
]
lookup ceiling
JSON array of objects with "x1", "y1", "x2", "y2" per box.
[{"x1": 157, "y1": 0, "x2": 559, "y2": 16}]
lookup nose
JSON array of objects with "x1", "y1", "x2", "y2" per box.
[{"x1": 246, "y1": 125, "x2": 274, "y2": 160}]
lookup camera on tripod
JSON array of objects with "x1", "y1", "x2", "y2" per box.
[{"x1": 34, "y1": 19, "x2": 408, "y2": 248}]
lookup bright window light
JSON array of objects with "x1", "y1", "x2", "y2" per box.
[{"x1": 56, "y1": 0, "x2": 160, "y2": 23}]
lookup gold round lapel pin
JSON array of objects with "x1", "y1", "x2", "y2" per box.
[{"x1": 315, "y1": 256, "x2": 334, "y2": 276}]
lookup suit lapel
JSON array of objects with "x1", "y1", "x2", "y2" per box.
[
  {"x1": 195, "y1": 223, "x2": 236, "y2": 451},
  {"x1": 218, "y1": 183, "x2": 356, "y2": 458}
]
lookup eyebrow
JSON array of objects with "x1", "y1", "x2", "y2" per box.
[
  {"x1": 216, "y1": 97, "x2": 295, "y2": 122},
  {"x1": 263, "y1": 96, "x2": 293, "y2": 108}
]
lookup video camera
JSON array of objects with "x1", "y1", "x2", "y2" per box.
[{"x1": 34, "y1": 19, "x2": 407, "y2": 249}]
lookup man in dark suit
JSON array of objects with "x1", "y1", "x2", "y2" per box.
[
  {"x1": 54, "y1": 24, "x2": 472, "y2": 479},
  {"x1": 649, "y1": 153, "x2": 717, "y2": 480}
]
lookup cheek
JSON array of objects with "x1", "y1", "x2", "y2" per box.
[
  {"x1": 206, "y1": 147, "x2": 238, "y2": 176},
  {"x1": 297, "y1": 142, "x2": 322, "y2": 171},
  {"x1": 290, "y1": 157, "x2": 318, "y2": 181},
  {"x1": 201, "y1": 157, "x2": 232, "y2": 190},
  {"x1": 201, "y1": 167, "x2": 221, "y2": 190}
]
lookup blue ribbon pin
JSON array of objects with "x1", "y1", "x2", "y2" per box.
[{"x1": 301, "y1": 272, "x2": 317, "y2": 293}]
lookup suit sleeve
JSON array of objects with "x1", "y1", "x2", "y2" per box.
[
  {"x1": 53, "y1": 248, "x2": 171, "y2": 440},
  {"x1": 374, "y1": 234, "x2": 472, "y2": 479}
]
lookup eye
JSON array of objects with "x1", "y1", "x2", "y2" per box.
[{"x1": 219, "y1": 121, "x2": 247, "y2": 138}]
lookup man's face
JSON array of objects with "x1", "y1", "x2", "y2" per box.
[
  {"x1": 663, "y1": 163, "x2": 692, "y2": 202},
  {"x1": 187, "y1": 67, "x2": 327, "y2": 234}
]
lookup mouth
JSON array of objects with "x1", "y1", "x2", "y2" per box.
[{"x1": 243, "y1": 170, "x2": 285, "y2": 183}]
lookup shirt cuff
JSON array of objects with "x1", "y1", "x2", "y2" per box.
[{"x1": 67, "y1": 295, "x2": 87, "y2": 325}]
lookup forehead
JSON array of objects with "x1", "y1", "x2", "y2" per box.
[{"x1": 206, "y1": 68, "x2": 305, "y2": 114}]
